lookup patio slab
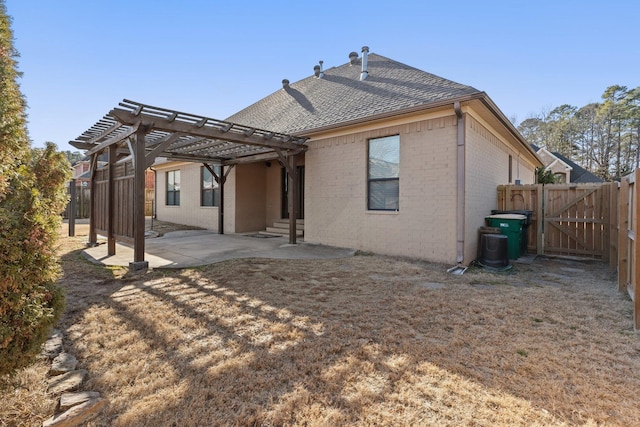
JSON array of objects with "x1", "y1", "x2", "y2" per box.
[{"x1": 82, "y1": 230, "x2": 356, "y2": 269}]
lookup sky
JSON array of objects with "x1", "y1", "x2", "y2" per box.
[{"x1": 5, "y1": 0, "x2": 639, "y2": 153}]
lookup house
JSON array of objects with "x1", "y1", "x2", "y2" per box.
[
  {"x1": 532, "y1": 144, "x2": 603, "y2": 183},
  {"x1": 151, "y1": 47, "x2": 542, "y2": 265}
]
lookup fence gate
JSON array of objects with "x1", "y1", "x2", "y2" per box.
[
  {"x1": 543, "y1": 184, "x2": 610, "y2": 259},
  {"x1": 497, "y1": 183, "x2": 615, "y2": 260}
]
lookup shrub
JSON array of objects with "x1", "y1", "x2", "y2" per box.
[
  {"x1": 0, "y1": 144, "x2": 70, "y2": 376},
  {"x1": 0, "y1": 0, "x2": 71, "y2": 376}
]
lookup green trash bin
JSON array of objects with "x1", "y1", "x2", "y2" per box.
[{"x1": 484, "y1": 214, "x2": 527, "y2": 260}]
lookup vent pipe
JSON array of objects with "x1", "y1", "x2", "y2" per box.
[
  {"x1": 282, "y1": 79, "x2": 290, "y2": 89},
  {"x1": 313, "y1": 60, "x2": 325, "y2": 78},
  {"x1": 349, "y1": 51, "x2": 358, "y2": 65},
  {"x1": 360, "y1": 46, "x2": 369, "y2": 81}
]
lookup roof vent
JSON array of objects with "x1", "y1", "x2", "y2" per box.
[
  {"x1": 360, "y1": 46, "x2": 369, "y2": 81},
  {"x1": 282, "y1": 79, "x2": 290, "y2": 89},
  {"x1": 314, "y1": 60, "x2": 325, "y2": 78},
  {"x1": 349, "y1": 51, "x2": 358, "y2": 65}
]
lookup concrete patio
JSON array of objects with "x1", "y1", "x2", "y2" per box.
[{"x1": 82, "y1": 230, "x2": 356, "y2": 269}]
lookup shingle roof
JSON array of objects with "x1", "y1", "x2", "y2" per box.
[
  {"x1": 531, "y1": 144, "x2": 604, "y2": 183},
  {"x1": 552, "y1": 152, "x2": 604, "y2": 183},
  {"x1": 226, "y1": 53, "x2": 481, "y2": 135}
]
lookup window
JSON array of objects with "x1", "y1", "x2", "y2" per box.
[
  {"x1": 201, "y1": 165, "x2": 220, "y2": 207},
  {"x1": 166, "y1": 170, "x2": 180, "y2": 206},
  {"x1": 368, "y1": 135, "x2": 399, "y2": 211},
  {"x1": 554, "y1": 172, "x2": 566, "y2": 184}
]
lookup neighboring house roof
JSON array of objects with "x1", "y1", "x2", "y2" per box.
[
  {"x1": 552, "y1": 152, "x2": 604, "y2": 183},
  {"x1": 226, "y1": 52, "x2": 482, "y2": 135},
  {"x1": 531, "y1": 144, "x2": 603, "y2": 183}
]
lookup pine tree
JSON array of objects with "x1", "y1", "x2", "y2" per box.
[{"x1": 0, "y1": 0, "x2": 70, "y2": 376}]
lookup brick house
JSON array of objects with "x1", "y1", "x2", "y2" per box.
[
  {"x1": 531, "y1": 144, "x2": 603, "y2": 184},
  {"x1": 152, "y1": 47, "x2": 541, "y2": 265}
]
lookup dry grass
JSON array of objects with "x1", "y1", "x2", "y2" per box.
[{"x1": 3, "y1": 224, "x2": 640, "y2": 426}]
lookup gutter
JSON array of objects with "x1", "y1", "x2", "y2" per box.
[
  {"x1": 477, "y1": 94, "x2": 542, "y2": 166},
  {"x1": 295, "y1": 92, "x2": 542, "y2": 169},
  {"x1": 454, "y1": 102, "x2": 465, "y2": 264},
  {"x1": 294, "y1": 93, "x2": 485, "y2": 138}
]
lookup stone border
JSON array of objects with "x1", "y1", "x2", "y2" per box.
[{"x1": 40, "y1": 329, "x2": 107, "y2": 427}]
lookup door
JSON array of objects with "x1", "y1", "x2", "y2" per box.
[{"x1": 281, "y1": 166, "x2": 304, "y2": 219}]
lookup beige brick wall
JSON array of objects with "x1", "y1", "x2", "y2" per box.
[
  {"x1": 153, "y1": 160, "x2": 292, "y2": 234},
  {"x1": 154, "y1": 162, "x2": 219, "y2": 231},
  {"x1": 305, "y1": 115, "x2": 458, "y2": 263},
  {"x1": 463, "y1": 113, "x2": 536, "y2": 263},
  {"x1": 265, "y1": 162, "x2": 282, "y2": 226},
  {"x1": 233, "y1": 162, "x2": 267, "y2": 233}
]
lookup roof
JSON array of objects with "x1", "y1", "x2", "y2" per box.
[
  {"x1": 226, "y1": 52, "x2": 482, "y2": 135},
  {"x1": 553, "y1": 152, "x2": 604, "y2": 183},
  {"x1": 531, "y1": 144, "x2": 603, "y2": 183}
]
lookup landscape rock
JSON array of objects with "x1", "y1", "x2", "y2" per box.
[
  {"x1": 41, "y1": 330, "x2": 64, "y2": 359},
  {"x1": 42, "y1": 397, "x2": 107, "y2": 427},
  {"x1": 49, "y1": 353, "x2": 78, "y2": 376},
  {"x1": 59, "y1": 391, "x2": 101, "y2": 411},
  {"x1": 46, "y1": 370, "x2": 87, "y2": 395}
]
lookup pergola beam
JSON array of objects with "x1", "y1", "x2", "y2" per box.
[
  {"x1": 86, "y1": 121, "x2": 141, "y2": 156},
  {"x1": 144, "y1": 133, "x2": 184, "y2": 168},
  {"x1": 110, "y1": 108, "x2": 304, "y2": 151}
]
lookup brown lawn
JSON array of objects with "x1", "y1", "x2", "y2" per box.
[{"x1": 3, "y1": 224, "x2": 640, "y2": 426}]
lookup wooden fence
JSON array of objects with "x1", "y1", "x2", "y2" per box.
[
  {"x1": 496, "y1": 183, "x2": 617, "y2": 260},
  {"x1": 498, "y1": 177, "x2": 640, "y2": 329},
  {"x1": 94, "y1": 162, "x2": 135, "y2": 240},
  {"x1": 618, "y1": 170, "x2": 640, "y2": 329},
  {"x1": 64, "y1": 184, "x2": 91, "y2": 219}
]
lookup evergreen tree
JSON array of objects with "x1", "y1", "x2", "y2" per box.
[{"x1": 0, "y1": 0, "x2": 70, "y2": 376}]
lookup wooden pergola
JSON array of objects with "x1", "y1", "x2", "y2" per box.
[{"x1": 70, "y1": 100, "x2": 308, "y2": 270}]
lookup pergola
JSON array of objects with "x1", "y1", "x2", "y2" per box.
[{"x1": 70, "y1": 100, "x2": 308, "y2": 270}]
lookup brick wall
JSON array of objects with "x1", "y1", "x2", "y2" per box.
[
  {"x1": 463, "y1": 113, "x2": 536, "y2": 262},
  {"x1": 154, "y1": 162, "x2": 219, "y2": 230},
  {"x1": 305, "y1": 115, "x2": 458, "y2": 263}
]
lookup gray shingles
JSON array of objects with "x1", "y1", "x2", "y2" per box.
[{"x1": 226, "y1": 53, "x2": 480, "y2": 134}]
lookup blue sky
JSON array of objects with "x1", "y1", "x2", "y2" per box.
[{"x1": 6, "y1": 0, "x2": 639, "y2": 152}]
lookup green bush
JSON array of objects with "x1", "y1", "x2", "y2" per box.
[
  {"x1": 535, "y1": 167, "x2": 557, "y2": 184},
  {"x1": 0, "y1": 0, "x2": 71, "y2": 376},
  {"x1": 0, "y1": 144, "x2": 70, "y2": 376}
]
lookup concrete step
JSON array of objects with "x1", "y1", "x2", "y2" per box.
[
  {"x1": 257, "y1": 231, "x2": 303, "y2": 239},
  {"x1": 265, "y1": 227, "x2": 304, "y2": 236},
  {"x1": 272, "y1": 219, "x2": 304, "y2": 228}
]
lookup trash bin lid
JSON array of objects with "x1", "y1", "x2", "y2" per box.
[{"x1": 485, "y1": 214, "x2": 527, "y2": 220}]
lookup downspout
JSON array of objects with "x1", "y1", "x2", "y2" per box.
[{"x1": 454, "y1": 102, "x2": 466, "y2": 264}]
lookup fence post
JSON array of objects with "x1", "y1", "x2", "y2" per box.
[
  {"x1": 536, "y1": 184, "x2": 544, "y2": 254},
  {"x1": 633, "y1": 170, "x2": 640, "y2": 330},
  {"x1": 619, "y1": 178, "x2": 630, "y2": 293},
  {"x1": 68, "y1": 179, "x2": 76, "y2": 237}
]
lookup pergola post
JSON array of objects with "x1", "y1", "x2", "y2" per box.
[
  {"x1": 204, "y1": 163, "x2": 235, "y2": 235},
  {"x1": 107, "y1": 144, "x2": 117, "y2": 256},
  {"x1": 88, "y1": 154, "x2": 98, "y2": 246},
  {"x1": 287, "y1": 154, "x2": 298, "y2": 245},
  {"x1": 219, "y1": 165, "x2": 225, "y2": 234},
  {"x1": 130, "y1": 128, "x2": 149, "y2": 271}
]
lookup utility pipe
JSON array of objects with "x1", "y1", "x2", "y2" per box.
[{"x1": 454, "y1": 101, "x2": 466, "y2": 264}]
